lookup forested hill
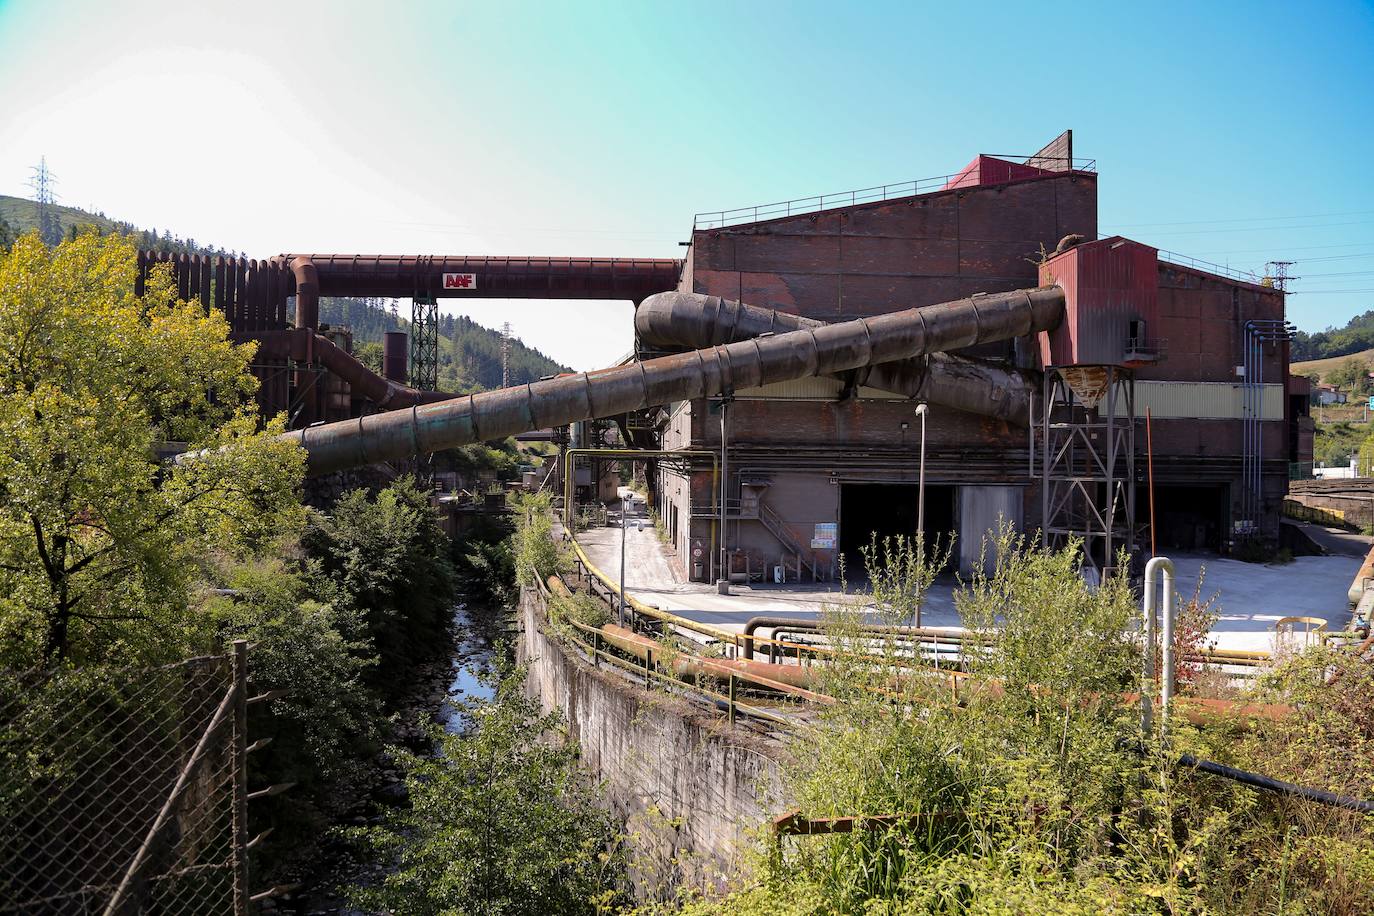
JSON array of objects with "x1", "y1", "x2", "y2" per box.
[
  {"x1": 1292, "y1": 309, "x2": 1374, "y2": 362},
  {"x1": 0, "y1": 194, "x2": 239, "y2": 256},
  {"x1": 318, "y1": 297, "x2": 570, "y2": 393},
  {"x1": 0, "y1": 194, "x2": 569, "y2": 393}
]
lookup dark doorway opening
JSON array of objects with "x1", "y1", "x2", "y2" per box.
[
  {"x1": 1138, "y1": 483, "x2": 1228, "y2": 553},
  {"x1": 840, "y1": 483, "x2": 956, "y2": 573}
]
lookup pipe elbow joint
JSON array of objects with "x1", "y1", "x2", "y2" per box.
[{"x1": 290, "y1": 256, "x2": 320, "y2": 330}]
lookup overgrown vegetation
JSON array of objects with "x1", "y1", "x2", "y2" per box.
[
  {"x1": 511, "y1": 491, "x2": 564, "y2": 586},
  {"x1": 347, "y1": 659, "x2": 624, "y2": 915},
  {"x1": 1315, "y1": 419, "x2": 1367, "y2": 466},
  {"x1": 0, "y1": 231, "x2": 303, "y2": 667},
  {"x1": 0, "y1": 232, "x2": 470, "y2": 884},
  {"x1": 670, "y1": 529, "x2": 1374, "y2": 915}
]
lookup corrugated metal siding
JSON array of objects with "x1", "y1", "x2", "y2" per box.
[
  {"x1": 1111, "y1": 382, "x2": 1284, "y2": 419},
  {"x1": 1038, "y1": 237, "x2": 1159, "y2": 367}
]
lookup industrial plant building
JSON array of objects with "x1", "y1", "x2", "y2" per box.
[
  {"x1": 138, "y1": 130, "x2": 1309, "y2": 582},
  {"x1": 647, "y1": 132, "x2": 1305, "y2": 581}
]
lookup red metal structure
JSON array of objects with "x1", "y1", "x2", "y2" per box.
[{"x1": 274, "y1": 254, "x2": 682, "y2": 304}]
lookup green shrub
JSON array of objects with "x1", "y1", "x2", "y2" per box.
[
  {"x1": 510, "y1": 491, "x2": 562, "y2": 585},
  {"x1": 346, "y1": 659, "x2": 623, "y2": 915}
]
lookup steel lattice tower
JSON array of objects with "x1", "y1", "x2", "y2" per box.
[
  {"x1": 409, "y1": 294, "x2": 439, "y2": 391},
  {"x1": 500, "y1": 321, "x2": 512, "y2": 387},
  {"x1": 26, "y1": 157, "x2": 60, "y2": 245}
]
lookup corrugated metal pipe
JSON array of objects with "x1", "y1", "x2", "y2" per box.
[
  {"x1": 282, "y1": 285, "x2": 1065, "y2": 475},
  {"x1": 635, "y1": 292, "x2": 1042, "y2": 423}
]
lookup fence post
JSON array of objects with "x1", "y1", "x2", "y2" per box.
[
  {"x1": 728, "y1": 673, "x2": 737, "y2": 725},
  {"x1": 646, "y1": 647, "x2": 653, "y2": 686},
  {"x1": 232, "y1": 640, "x2": 249, "y2": 916}
]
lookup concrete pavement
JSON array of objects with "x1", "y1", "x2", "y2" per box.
[{"x1": 577, "y1": 516, "x2": 1363, "y2": 654}]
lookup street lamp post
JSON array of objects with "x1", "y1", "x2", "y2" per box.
[
  {"x1": 717, "y1": 398, "x2": 730, "y2": 595},
  {"x1": 619, "y1": 496, "x2": 628, "y2": 626},
  {"x1": 914, "y1": 402, "x2": 928, "y2": 628}
]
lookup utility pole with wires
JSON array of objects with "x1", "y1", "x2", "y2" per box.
[
  {"x1": 26, "y1": 157, "x2": 61, "y2": 245},
  {"x1": 500, "y1": 321, "x2": 512, "y2": 388},
  {"x1": 1265, "y1": 261, "x2": 1299, "y2": 291}
]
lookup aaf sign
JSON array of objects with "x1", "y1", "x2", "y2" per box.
[{"x1": 443, "y1": 272, "x2": 478, "y2": 290}]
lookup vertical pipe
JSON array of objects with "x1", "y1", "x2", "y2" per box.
[
  {"x1": 915, "y1": 402, "x2": 927, "y2": 627},
  {"x1": 199, "y1": 254, "x2": 211, "y2": 313},
  {"x1": 1147, "y1": 408, "x2": 1156, "y2": 558},
  {"x1": 719, "y1": 399, "x2": 729, "y2": 592},
  {"x1": 619, "y1": 501, "x2": 627, "y2": 626},
  {"x1": 1141, "y1": 556, "x2": 1177, "y2": 736},
  {"x1": 213, "y1": 257, "x2": 226, "y2": 316},
  {"x1": 231, "y1": 640, "x2": 249, "y2": 916},
  {"x1": 1160, "y1": 560, "x2": 1177, "y2": 725}
]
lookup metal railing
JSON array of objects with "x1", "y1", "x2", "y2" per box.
[
  {"x1": 693, "y1": 156, "x2": 1096, "y2": 230},
  {"x1": 1155, "y1": 248, "x2": 1266, "y2": 286}
]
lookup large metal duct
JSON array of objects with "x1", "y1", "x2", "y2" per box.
[
  {"x1": 245, "y1": 328, "x2": 449, "y2": 409},
  {"x1": 284, "y1": 285, "x2": 1064, "y2": 476},
  {"x1": 635, "y1": 292, "x2": 1040, "y2": 423},
  {"x1": 275, "y1": 253, "x2": 683, "y2": 304}
]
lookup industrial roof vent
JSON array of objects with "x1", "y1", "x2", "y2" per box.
[{"x1": 1037, "y1": 236, "x2": 1160, "y2": 370}]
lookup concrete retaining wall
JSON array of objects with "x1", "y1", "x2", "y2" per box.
[{"x1": 517, "y1": 585, "x2": 787, "y2": 897}]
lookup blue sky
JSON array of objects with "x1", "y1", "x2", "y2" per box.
[{"x1": 1, "y1": 0, "x2": 1372, "y2": 368}]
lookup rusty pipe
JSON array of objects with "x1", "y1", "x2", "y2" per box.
[
  {"x1": 283, "y1": 285, "x2": 1065, "y2": 475},
  {"x1": 741, "y1": 615, "x2": 979, "y2": 660},
  {"x1": 288, "y1": 256, "x2": 320, "y2": 330},
  {"x1": 635, "y1": 292, "x2": 1041, "y2": 423},
  {"x1": 597, "y1": 624, "x2": 827, "y2": 698},
  {"x1": 234, "y1": 328, "x2": 447, "y2": 411}
]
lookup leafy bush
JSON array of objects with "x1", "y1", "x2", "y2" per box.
[
  {"x1": 677, "y1": 531, "x2": 1374, "y2": 914},
  {"x1": 303, "y1": 476, "x2": 457, "y2": 699},
  {"x1": 346, "y1": 659, "x2": 623, "y2": 915},
  {"x1": 510, "y1": 491, "x2": 562, "y2": 586}
]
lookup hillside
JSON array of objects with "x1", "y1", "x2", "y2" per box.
[
  {"x1": 317, "y1": 297, "x2": 569, "y2": 392},
  {"x1": 0, "y1": 193, "x2": 236, "y2": 256},
  {"x1": 1291, "y1": 308, "x2": 1374, "y2": 363},
  {"x1": 1292, "y1": 348, "x2": 1374, "y2": 382},
  {"x1": 0, "y1": 194, "x2": 568, "y2": 392}
]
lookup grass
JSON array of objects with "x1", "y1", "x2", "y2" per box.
[
  {"x1": 0, "y1": 195, "x2": 126, "y2": 237},
  {"x1": 1292, "y1": 347, "x2": 1374, "y2": 382}
]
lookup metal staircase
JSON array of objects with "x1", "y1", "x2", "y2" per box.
[{"x1": 757, "y1": 501, "x2": 819, "y2": 581}]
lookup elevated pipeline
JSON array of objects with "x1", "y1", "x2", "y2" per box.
[
  {"x1": 275, "y1": 253, "x2": 683, "y2": 304},
  {"x1": 635, "y1": 292, "x2": 1041, "y2": 423},
  {"x1": 283, "y1": 285, "x2": 1065, "y2": 475},
  {"x1": 246, "y1": 328, "x2": 450, "y2": 409}
]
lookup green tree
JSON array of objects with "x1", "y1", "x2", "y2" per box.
[
  {"x1": 302, "y1": 477, "x2": 456, "y2": 697},
  {"x1": 347, "y1": 661, "x2": 622, "y2": 915},
  {"x1": 0, "y1": 231, "x2": 304, "y2": 667}
]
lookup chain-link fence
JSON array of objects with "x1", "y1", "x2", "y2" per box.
[{"x1": 0, "y1": 644, "x2": 249, "y2": 915}]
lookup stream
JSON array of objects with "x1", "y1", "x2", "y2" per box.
[{"x1": 275, "y1": 597, "x2": 512, "y2": 914}]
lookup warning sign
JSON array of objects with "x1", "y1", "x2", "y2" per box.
[{"x1": 443, "y1": 273, "x2": 478, "y2": 290}]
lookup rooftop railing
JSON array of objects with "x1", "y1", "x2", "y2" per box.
[
  {"x1": 692, "y1": 155, "x2": 1096, "y2": 230},
  {"x1": 1155, "y1": 247, "x2": 1266, "y2": 287}
]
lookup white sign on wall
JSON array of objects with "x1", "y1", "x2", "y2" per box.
[
  {"x1": 443, "y1": 273, "x2": 478, "y2": 290},
  {"x1": 811, "y1": 522, "x2": 837, "y2": 550}
]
